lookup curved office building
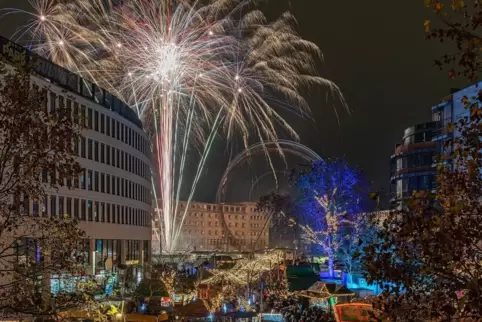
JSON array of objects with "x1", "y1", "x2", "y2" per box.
[
  {"x1": 390, "y1": 122, "x2": 438, "y2": 204},
  {"x1": 0, "y1": 36, "x2": 153, "y2": 289}
]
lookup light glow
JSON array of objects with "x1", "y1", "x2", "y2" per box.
[{"x1": 7, "y1": 0, "x2": 344, "y2": 253}]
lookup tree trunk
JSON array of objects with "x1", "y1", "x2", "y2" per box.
[{"x1": 328, "y1": 252, "x2": 335, "y2": 279}]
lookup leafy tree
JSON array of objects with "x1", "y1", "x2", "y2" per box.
[
  {"x1": 299, "y1": 306, "x2": 335, "y2": 322},
  {"x1": 361, "y1": 96, "x2": 482, "y2": 320},
  {"x1": 425, "y1": 0, "x2": 482, "y2": 80},
  {"x1": 290, "y1": 159, "x2": 371, "y2": 278},
  {"x1": 0, "y1": 63, "x2": 88, "y2": 317}
]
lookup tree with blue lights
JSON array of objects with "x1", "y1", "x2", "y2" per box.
[{"x1": 290, "y1": 159, "x2": 371, "y2": 278}]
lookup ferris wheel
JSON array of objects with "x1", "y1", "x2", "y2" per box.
[{"x1": 215, "y1": 140, "x2": 322, "y2": 250}]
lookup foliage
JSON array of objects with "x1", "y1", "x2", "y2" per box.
[
  {"x1": 290, "y1": 159, "x2": 371, "y2": 275},
  {"x1": 0, "y1": 63, "x2": 90, "y2": 316},
  {"x1": 134, "y1": 278, "x2": 168, "y2": 298},
  {"x1": 299, "y1": 306, "x2": 335, "y2": 322},
  {"x1": 361, "y1": 95, "x2": 482, "y2": 320},
  {"x1": 267, "y1": 294, "x2": 334, "y2": 322},
  {"x1": 425, "y1": 0, "x2": 482, "y2": 80}
]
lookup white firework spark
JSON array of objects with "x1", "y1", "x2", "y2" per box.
[{"x1": 4, "y1": 0, "x2": 345, "y2": 253}]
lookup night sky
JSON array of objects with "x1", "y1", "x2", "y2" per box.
[{"x1": 0, "y1": 0, "x2": 466, "y2": 205}]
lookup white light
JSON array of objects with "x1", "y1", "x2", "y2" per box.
[
  {"x1": 128, "y1": 72, "x2": 132, "y2": 77},
  {"x1": 235, "y1": 75, "x2": 239, "y2": 80},
  {"x1": 208, "y1": 30, "x2": 213, "y2": 36},
  {"x1": 237, "y1": 88, "x2": 242, "y2": 93},
  {"x1": 58, "y1": 40, "x2": 64, "y2": 46},
  {"x1": 40, "y1": 15, "x2": 46, "y2": 21},
  {"x1": 116, "y1": 43, "x2": 122, "y2": 48}
]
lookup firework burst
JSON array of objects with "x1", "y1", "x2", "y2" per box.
[{"x1": 5, "y1": 0, "x2": 344, "y2": 253}]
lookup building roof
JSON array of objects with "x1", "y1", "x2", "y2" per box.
[
  {"x1": 0, "y1": 35, "x2": 143, "y2": 129},
  {"x1": 299, "y1": 281, "x2": 355, "y2": 299},
  {"x1": 286, "y1": 265, "x2": 319, "y2": 292}
]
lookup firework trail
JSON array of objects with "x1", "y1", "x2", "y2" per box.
[{"x1": 4, "y1": 0, "x2": 345, "y2": 253}]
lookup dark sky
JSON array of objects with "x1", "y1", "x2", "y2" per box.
[{"x1": 0, "y1": 0, "x2": 465, "y2": 205}]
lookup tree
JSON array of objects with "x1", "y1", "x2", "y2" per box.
[
  {"x1": 425, "y1": 0, "x2": 482, "y2": 80},
  {"x1": 361, "y1": 96, "x2": 482, "y2": 320},
  {"x1": 290, "y1": 159, "x2": 371, "y2": 278},
  {"x1": 0, "y1": 63, "x2": 88, "y2": 317},
  {"x1": 338, "y1": 213, "x2": 377, "y2": 278}
]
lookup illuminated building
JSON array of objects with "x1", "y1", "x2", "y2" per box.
[
  {"x1": 431, "y1": 85, "x2": 480, "y2": 165},
  {"x1": 153, "y1": 201, "x2": 270, "y2": 253},
  {"x1": 390, "y1": 122, "x2": 437, "y2": 204},
  {"x1": 0, "y1": 36, "x2": 153, "y2": 289}
]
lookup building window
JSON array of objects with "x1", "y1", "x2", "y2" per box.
[
  {"x1": 111, "y1": 176, "x2": 116, "y2": 195},
  {"x1": 50, "y1": 195, "x2": 56, "y2": 218},
  {"x1": 106, "y1": 174, "x2": 111, "y2": 194},
  {"x1": 87, "y1": 108, "x2": 93, "y2": 129},
  {"x1": 112, "y1": 146, "x2": 116, "y2": 167},
  {"x1": 101, "y1": 173, "x2": 105, "y2": 193},
  {"x1": 73, "y1": 198, "x2": 79, "y2": 219},
  {"x1": 112, "y1": 205, "x2": 116, "y2": 224},
  {"x1": 80, "y1": 170, "x2": 86, "y2": 189},
  {"x1": 94, "y1": 171, "x2": 99, "y2": 192},
  {"x1": 117, "y1": 177, "x2": 120, "y2": 196},
  {"x1": 106, "y1": 203, "x2": 111, "y2": 223},
  {"x1": 100, "y1": 143, "x2": 105, "y2": 163},
  {"x1": 94, "y1": 110, "x2": 99, "y2": 132},
  {"x1": 81, "y1": 199, "x2": 86, "y2": 220},
  {"x1": 106, "y1": 116, "x2": 110, "y2": 136},
  {"x1": 87, "y1": 139, "x2": 93, "y2": 160},
  {"x1": 94, "y1": 201, "x2": 99, "y2": 222},
  {"x1": 80, "y1": 136, "x2": 86, "y2": 158},
  {"x1": 87, "y1": 170, "x2": 93, "y2": 191},
  {"x1": 58, "y1": 196, "x2": 64, "y2": 218},
  {"x1": 94, "y1": 141, "x2": 99, "y2": 162},
  {"x1": 88, "y1": 200, "x2": 93, "y2": 221},
  {"x1": 106, "y1": 145, "x2": 110, "y2": 165},
  {"x1": 80, "y1": 105, "x2": 86, "y2": 127},
  {"x1": 100, "y1": 113, "x2": 105, "y2": 134}
]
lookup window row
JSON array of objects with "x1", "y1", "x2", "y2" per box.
[
  {"x1": 179, "y1": 203, "x2": 259, "y2": 213},
  {"x1": 41, "y1": 167, "x2": 151, "y2": 205},
  {"x1": 201, "y1": 239, "x2": 266, "y2": 247},
  {"x1": 22, "y1": 195, "x2": 150, "y2": 227},
  {"x1": 79, "y1": 169, "x2": 151, "y2": 205},
  {"x1": 184, "y1": 212, "x2": 267, "y2": 221},
  {"x1": 76, "y1": 137, "x2": 150, "y2": 181},
  {"x1": 83, "y1": 104, "x2": 149, "y2": 156},
  {"x1": 392, "y1": 152, "x2": 435, "y2": 172},
  {"x1": 95, "y1": 239, "x2": 123, "y2": 270},
  {"x1": 46, "y1": 92, "x2": 149, "y2": 156}
]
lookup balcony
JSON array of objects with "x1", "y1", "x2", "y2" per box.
[
  {"x1": 393, "y1": 142, "x2": 436, "y2": 156},
  {"x1": 390, "y1": 165, "x2": 436, "y2": 182},
  {"x1": 432, "y1": 126, "x2": 453, "y2": 141}
]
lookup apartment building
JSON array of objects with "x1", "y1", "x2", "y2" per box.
[
  {"x1": 153, "y1": 201, "x2": 270, "y2": 253},
  {"x1": 0, "y1": 36, "x2": 153, "y2": 291}
]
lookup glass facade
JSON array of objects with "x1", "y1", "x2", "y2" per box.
[{"x1": 390, "y1": 122, "x2": 438, "y2": 203}]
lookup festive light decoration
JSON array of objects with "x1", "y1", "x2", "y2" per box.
[
  {"x1": 158, "y1": 268, "x2": 176, "y2": 299},
  {"x1": 291, "y1": 159, "x2": 369, "y2": 277},
  {"x1": 202, "y1": 250, "x2": 285, "y2": 287},
  {"x1": 4, "y1": 0, "x2": 344, "y2": 253}
]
